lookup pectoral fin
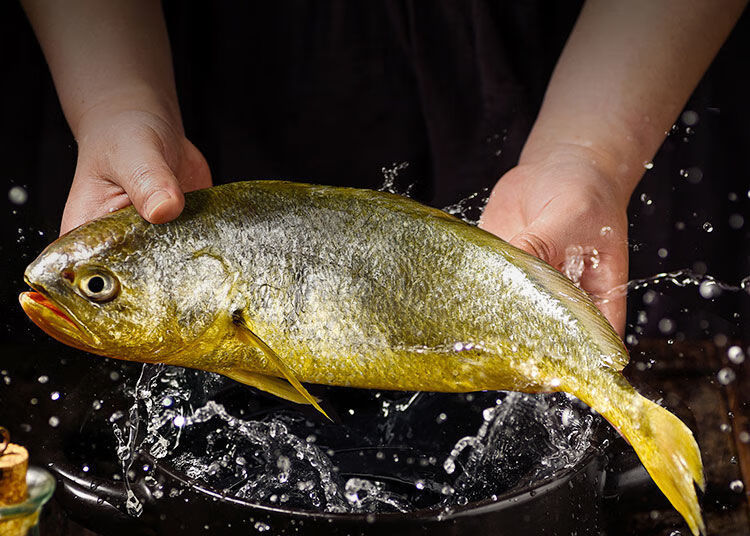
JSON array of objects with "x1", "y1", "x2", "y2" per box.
[
  {"x1": 233, "y1": 311, "x2": 331, "y2": 420},
  {"x1": 223, "y1": 369, "x2": 315, "y2": 406}
]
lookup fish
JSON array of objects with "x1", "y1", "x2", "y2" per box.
[{"x1": 19, "y1": 180, "x2": 704, "y2": 534}]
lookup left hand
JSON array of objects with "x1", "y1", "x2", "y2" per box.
[{"x1": 479, "y1": 151, "x2": 630, "y2": 336}]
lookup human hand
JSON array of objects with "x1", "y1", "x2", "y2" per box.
[
  {"x1": 479, "y1": 149, "x2": 629, "y2": 336},
  {"x1": 61, "y1": 106, "x2": 211, "y2": 235}
]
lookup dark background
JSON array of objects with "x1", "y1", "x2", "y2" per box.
[{"x1": 1, "y1": 2, "x2": 748, "y2": 346}]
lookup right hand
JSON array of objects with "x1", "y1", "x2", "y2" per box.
[{"x1": 61, "y1": 107, "x2": 212, "y2": 235}]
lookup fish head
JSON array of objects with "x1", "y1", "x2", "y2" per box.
[{"x1": 20, "y1": 210, "x2": 232, "y2": 363}]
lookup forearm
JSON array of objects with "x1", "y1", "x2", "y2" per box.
[
  {"x1": 522, "y1": 0, "x2": 746, "y2": 202},
  {"x1": 21, "y1": 0, "x2": 181, "y2": 136}
]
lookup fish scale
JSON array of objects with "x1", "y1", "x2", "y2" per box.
[{"x1": 20, "y1": 180, "x2": 704, "y2": 534}]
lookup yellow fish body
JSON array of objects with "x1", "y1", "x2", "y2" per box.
[{"x1": 19, "y1": 181, "x2": 704, "y2": 534}]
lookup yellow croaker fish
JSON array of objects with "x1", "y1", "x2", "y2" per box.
[{"x1": 20, "y1": 181, "x2": 704, "y2": 534}]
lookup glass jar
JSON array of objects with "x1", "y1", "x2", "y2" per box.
[{"x1": 0, "y1": 467, "x2": 55, "y2": 536}]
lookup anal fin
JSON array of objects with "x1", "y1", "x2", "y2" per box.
[{"x1": 223, "y1": 369, "x2": 315, "y2": 406}]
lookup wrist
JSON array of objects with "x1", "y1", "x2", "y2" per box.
[
  {"x1": 517, "y1": 139, "x2": 642, "y2": 207},
  {"x1": 70, "y1": 85, "x2": 183, "y2": 140}
]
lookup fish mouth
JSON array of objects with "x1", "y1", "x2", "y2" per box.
[{"x1": 19, "y1": 283, "x2": 100, "y2": 352}]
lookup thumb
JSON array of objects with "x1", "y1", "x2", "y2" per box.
[{"x1": 113, "y1": 146, "x2": 185, "y2": 224}]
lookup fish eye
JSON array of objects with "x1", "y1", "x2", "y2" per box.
[{"x1": 78, "y1": 270, "x2": 120, "y2": 303}]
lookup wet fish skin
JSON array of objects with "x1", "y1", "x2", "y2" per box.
[{"x1": 19, "y1": 181, "x2": 704, "y2": 534}]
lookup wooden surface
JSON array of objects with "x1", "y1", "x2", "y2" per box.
[{"x1": 617, "y1": 339, "x2": 750, "y2": 535}]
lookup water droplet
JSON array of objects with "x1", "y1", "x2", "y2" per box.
[
  {"x1": 109, "y1": 371, "x2": 120, "y2": 381},
  {"x1": 92, "y1": 399, "x2": 103, "y2": 410},
  {"x1": 415, "y1": 480, "x2": 425, "y2": 490},
  {"x1": 443, "y1": 458, "x2": 456, "y2": 475},
  {"x1": 717, "y1": 368, "x2": 736, "y2": 385},
  {"x1": 436, "y1": 412, "x2": 447, "y2": 424},
  {"x1": 680, "y1": 166, "x2": 703, "y2": 184},
  {"x1": 640, "y1": 193, "x2": 653, "y2": 205},
  {"x1": 728, "y1": 346, "x2": 745, "y2": 364},
  {"x1": 599, "y1": 226, "x2": 612, "y2": 237},
  {"x1": 643, "y1": 161, "x2": 654, "y2": 170},
  {"x1": 658, "y1": 318, "x2": 674, "y2": 335},
  {"x1": 254, "y1": 522, "x2": 270, "y2": 532},
  {"x1": 720, "y1": 423, "x2": 732, "y2": 433},
  {"x1": 50, "y1": 391, "x2": 60, "y2": 401},
  {"x1": 276, "y1": 456, "x2": 291, "y2": 472},
  {"x1": 739, "y1": 431, "x2": 750, "y2": 443},
  {"x1": 126, "y1": 489, "x2": 143, "y2": 517},
  {"x1": 730, "y1": 480, "x2": 744, "y2": 493},
  {"x1": 48, "y1": 416, "x2": 59, "y2": 427},
  {"x1": 702, "y1": 222, "x2": 713, "y2": 233},
  {"x1": 729, "y1": 214, "x2": 744, "y2": 230},
  {"x1": 173, "y1": 415, "x2": 186, "y2": 427},
  {"x1": 38, "y1": 375, "x2": 49, "y2": 384},
  {"x1": 699, "y1": 280, "x2": 721, "y2": 299},
  {"x1": 681, "y1": 110, "x2": 699, "y2": 126},
  {"x1": 8, "y1": 186, "x2": 28, "y2": 205}
]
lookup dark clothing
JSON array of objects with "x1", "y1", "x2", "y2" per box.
[{"x1": 165, "y1": 1, "x2": 581, "y2": 206}]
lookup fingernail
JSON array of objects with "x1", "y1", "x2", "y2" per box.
[{"x1": 146, "y1": 190, "x2": 172, "y2": 221}]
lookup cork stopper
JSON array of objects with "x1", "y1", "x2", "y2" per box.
[{"x1": 0, "y1": 428, "x2": 29, "y2": 506}]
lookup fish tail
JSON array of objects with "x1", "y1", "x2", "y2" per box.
[{"x1": 572, "y1": 372, "x2": 705, "y2": 535}]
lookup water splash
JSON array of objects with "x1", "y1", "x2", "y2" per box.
[
  {"x1": 595, "y1": 269, "x2": 750, "y2": 305},
  {"x1": 442, "y1": 188, "x2": 490, "y2": 226},
  {"x1": 562, "y1": 246, "x2": 600, "y2": 287},
  {"x1": 442, "y1": 393, "x2": 594, "y2": 506},
  {"x1": 379, "y1": 162, "x2": 411, "y2": 195},
  {"x1": 106, "y1": 365, "x2": 597, "y2": 516}
]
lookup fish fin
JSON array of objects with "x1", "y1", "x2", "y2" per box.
[
  {"x1": 222, "y1": 369, "x2": 316, "y2": 405},
  {"x1": 232, "y1": 312, "x2": 331, "y2": 421},
  {"x1": 575, "y1": 373, "x2": 705, "y2": 535},
  {"x1": 513, "y1": 252, "x2": 629, "y2": 370}
]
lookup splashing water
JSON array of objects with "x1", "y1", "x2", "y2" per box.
[
  {"x1": 105, "y1": 365, "x2": 598, "y2": 516},
  {"x1": 594, "y1": 269, "x2": 750, "y2": 306},
  {"x1": 442, "y1": 188, "x2": 491, "y2": 226},
  {"x1": 378, "y1": 162, "x2": 411, "y2": 195}
]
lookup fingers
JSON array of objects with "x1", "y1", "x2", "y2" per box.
[
  {"x1": 112, "y1": 143, "x2": 185, "y2": 224},
  {"x1": 59, "y1": 109, "x2": 214, "y2": 235}
]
